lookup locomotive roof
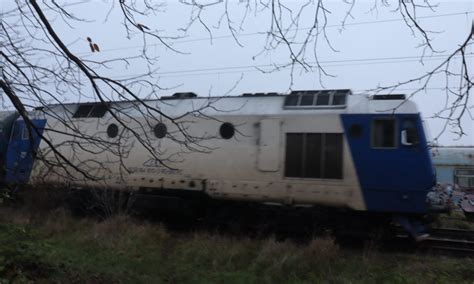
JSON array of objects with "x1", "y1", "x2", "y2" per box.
[{"x1": 32, "y1": 89, "x2": 419, "y2": 118}]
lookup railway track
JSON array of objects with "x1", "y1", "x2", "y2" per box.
[
  {"x1": 420, "y1": 237, "x2": 474, "y2": 257},
  {"x1": 420, "y1": 228, "x2": 474, "y2": 257},
  {"x1": 429, "y1": 228, "x2": 474, "y2": 241},
  {"x1": 393, "y1": 228, "x2": 474, "y2": 257}
]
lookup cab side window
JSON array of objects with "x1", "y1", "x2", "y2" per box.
[
  {"x1": 11, "y1": 124, "x2": 22, "y2": 140},
  {"x1": 21, "y1": 127, "x2": 30, "y2": 140},
  {"x1": 372, "y1": 118, "x2": 397, "y2": 148},
  {"x1": 402, "y1": 118, "x2": 419, "y2": 145}
]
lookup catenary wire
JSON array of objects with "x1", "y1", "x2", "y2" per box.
[
  {"x1": 70, "y1": 11, "x2": 474, "y2": 55},
  {"x1": 107, "y1": 53, "x2": 473, "y2": 79}
]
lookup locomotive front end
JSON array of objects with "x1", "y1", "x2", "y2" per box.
[{"x1": 0, "y1": 111, "x2": 19, "y2": 189}]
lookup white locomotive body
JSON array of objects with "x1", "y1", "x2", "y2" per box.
[{"x1": 14, "y1": 90, "x2": 433, "y2": 215}]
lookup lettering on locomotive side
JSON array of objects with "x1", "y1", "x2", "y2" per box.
[
  {"x1": 129, "y1": 166, "x2": 183, "y2": 175},
  {"x1": 143, "y1": 158, "x2": 162, "y2": 168},
  {"x1": 126, "y1": 158, "x2": 184, "y2": 175}
]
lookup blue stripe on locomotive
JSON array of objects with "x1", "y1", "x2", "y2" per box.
[
  {"x1": 5, "y1": 119, "x2": 46, "y2": 185},
  {"x1": 341, "y1": 113, "x2": 435, "y2": 214}
]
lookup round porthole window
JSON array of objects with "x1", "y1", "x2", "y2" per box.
[
  {"x1": 107, "y1": 124, "x2": 119, "y2": 138},
  {"x1": 154, "y1": 123, "x2": 167, "y2": 139},
  {"x1": 349, "y1": 124, "x2": 363, "y2": 138},
  {"x1": 219, "y1": 122, "x2": 235, "y2": 139}
]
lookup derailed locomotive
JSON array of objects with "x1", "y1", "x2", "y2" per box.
[{"x1": 0, "y1": 90, "x2": 449, "y2": 239}]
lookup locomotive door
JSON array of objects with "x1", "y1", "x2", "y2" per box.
[
  {"x1": 257, "y1": 119, "x2": 280, "y2": 172},
  {"x1": 5, "y1": 119, "x2": 46, "y2": 185}
]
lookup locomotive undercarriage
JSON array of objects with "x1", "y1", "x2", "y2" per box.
[{"x1": 61, "y1": 186, "x2": 409, "y2": 243}]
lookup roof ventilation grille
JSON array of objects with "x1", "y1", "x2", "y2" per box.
[
  {"x1": 241, "y1": 92, "x2": 280, "y2": 97},
  {"x1": 371, "y1": 94, "x2": 406, "y2": 100},
  {"x1": 284, "y1": 89, "x2": 350, "y2": 108}
]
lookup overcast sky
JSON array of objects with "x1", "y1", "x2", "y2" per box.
[{"x1": 1, "y1": 0, "x2": 473, "y2": 145}]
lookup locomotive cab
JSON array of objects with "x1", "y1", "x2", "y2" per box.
[
  {"x1": 341, "y1": 95, "x2": 436, "y2": 214},
  {"x1": 0, "y1": 111, "x2": 19, "y2": 186},
  {"x1": 4, "y1": 118, "x2": 46, "y2": 187}
]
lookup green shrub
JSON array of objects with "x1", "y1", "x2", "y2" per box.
[{"x1": 0, "y1": 224, "x2": 52, "y2": 281}]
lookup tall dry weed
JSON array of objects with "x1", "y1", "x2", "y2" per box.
[
  {"x1": 0, "y1": 186, "x2": 67, "y2": 227},
  {"x1": 305, "y1": 237, "x2": 340, "y2": 261},
  {"x1": 170, "y1": 231, "x2": 256, "y2": 272},
  {"x1": 256, "y1": 238, "x2": 301, "y2": 269},
  {"x1": 362, "y1": 238, "x2": 380, "y2": 264},
  {"x1": 85, "y1": 214, "x2": 169, "y2": 248},
  {"x1": 0, "y1": 207, "x2": 32, "y2": 226},
  {"x1": 253, "y1": 236, "x2": 342, "y2": 281},
  {"x1": 41, "y1": 207, "x2": 89, "y2": 236}
]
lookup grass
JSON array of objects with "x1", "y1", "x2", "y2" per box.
[
  {"x1": 0, "y1": 198, "x2": 473, "y2": 283},
  {"x1": 434, "y1": 211, "x2": 474, "y2": 230}
]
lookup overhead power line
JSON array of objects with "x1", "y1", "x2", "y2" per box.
[
  {"x1": 72, "y1": 10, "x2": 473, "y2": 55},
  {"x1": 4, "y1": 6, "x2": 472, "y2": 59},
  {"x1": 110, "y1": 53, "x2": 473, "y2": 79}
]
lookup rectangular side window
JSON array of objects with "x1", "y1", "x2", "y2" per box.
[
  {"x1": 283, "y1": 89, "x2": 350, "y2": 109},
  {"x1": 454, "y1": 168, "x2": 474, "y2": 188},
  {"x1": 332, "y1": 93, "x2": 346, "y2": 105},
  {"x1": 89, "y1": 104, "x2": 109, "y2": 117},
  {"x1": 11, "y1": 124, "x2": 21, "y2": 140},
  {"x1": 73, "y1": 104, "x2": 108, "y2": 118},
  {"x1": 21, "y1": 127, "x2": 30, "y2": 140},
  {"x1": 285, "y1": 134, "x2": 304, "y2": 177},
  {"x1": 300, "y1": 93, "x2": 315, "y2": 106},
  {"x1": 315, "y1": 93, "x2": 330, "y2": 105},
  {"x1": 285, "y1": 133, "x2": 343, "y2": 179},
  {"x1": 305, "y1": 133, "x2": 322, "y2": 178},
  {"x1": 324, "y1": 133, "x2": 343, "y2": 179},
  {"x1": 372, "y1": 118, "x2": 397, "y2": 148},
  {"x1": 73, "y1": 105, "x2": 93, "y2": 118},
  {"x1": 284, "y1": 95, "x2": 299, "y2": 106},
  {"x1": 402, "y1": 118, "x2": 419, "y2": 144}
]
